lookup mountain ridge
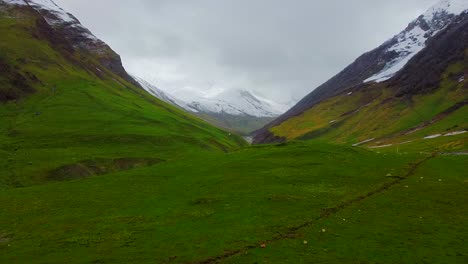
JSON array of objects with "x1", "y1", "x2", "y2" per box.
[{"x1": 134, "y1": 76, "x2": 292, "y2": 133}]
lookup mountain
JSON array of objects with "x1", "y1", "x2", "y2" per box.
[
  {"x1": 184, "y1": 89, "x2": 290, "y2": 118},
  {"x1": 254, "y1": 0, "x2": 468, "y2": 148},
  {"x1": 132, "y1": 76, "x2": 198, "y2": 112},
  {"x1": 0, "y1": 0, "x2": 245, "y2": 187},
  {"x1": 134, "y1": 76, "x2": 292, "y2": 134}
]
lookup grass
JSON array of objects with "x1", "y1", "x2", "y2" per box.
[
  {"x1": 225, "y1": 155, "x2": 467, "y2": 264},
  {"x1": 0, "y1": 141, "x2": 433, "y2": 263}
]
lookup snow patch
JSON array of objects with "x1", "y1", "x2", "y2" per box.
[
  {"x1": 2, "y1": 0, "x2": 100, "y2": 43},
  {"x1": 423, "y1": 0, "x2": 468, "y2": 21},
  {"x1": 133, "y1": 76, "x2": 198, "y2": 112},
  {"x1": 352, "y1": 138, "x2": 375, "y2": 147},
  {"x1": 2, "y1": 0, "x2": 27, "y2": 5},
  {"x1": 365, "y1": 0, "x2": 468, "y2": 83},
  {"x1": 444, "y1": 130, "x2": 467, "y2": 136},
  {"x1": 369, "y1": 144, "x2": 393, "y2": 149},
  {"x1": 27, "y1": 0, "x2": 75, "y2": 24},
  {"x1": 400, "y1": 141, "x2": 413, "y2": 145},
  {"x1": 424, "y1": 134, "x2": 442, "y2": 139}
]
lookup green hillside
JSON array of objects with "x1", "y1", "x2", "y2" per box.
[{"x1": 0, "y1": 5, "x2": 245, "y2": 188}]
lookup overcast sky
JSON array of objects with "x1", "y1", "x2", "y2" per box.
[{"x1": 55, "y1": 0, "x2": 437, "y2": 104}]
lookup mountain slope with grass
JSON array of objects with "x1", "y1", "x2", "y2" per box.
[
  {"x1": 255, "y1": 0, "x2": 468, "y2": 143},
  {"x1": 254, "y1": 1, "x2": 468, "y2": 150},
  {"x1": 0, "y1": 0, "x2": 245, "y2": 188}
]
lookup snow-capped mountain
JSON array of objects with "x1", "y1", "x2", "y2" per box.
[
  {"x1": 134, "y1": 77, "x2": 291, "y2": 118},
  {"x1": 185, "y1": 89, "x2": 291, "y2": 118},
  {"x1": 134, "y1": 76, "x2": 293, "y2": 133},
  {"x1": 365, "y1": 0, "x2": 468, "y2": 82},
  {"x1": 184, "y1": 89, "x2": 294, "y2": 133},
  {"x1": 133, "y1": 76, "x2": 199, "y2": 112},
  {"x1": 254, "y1": 0, "x2": 468, "y2": 142}
]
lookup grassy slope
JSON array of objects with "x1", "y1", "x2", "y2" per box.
[
  {"x1": 0, "y1": 8, "x2": 245, "y2": 188},
  {"x1": 269, "y1": 60, "x2": 467, "y2": 151}
]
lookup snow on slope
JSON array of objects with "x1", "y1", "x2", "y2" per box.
[
  {"x1": 186, "y1": 89, "x2": 291, "y2": 117},
  {"x1": 133, "y1": 76, "x2": 198, "y2": 112},
  {"x1": 2, "y1": 0, "x2": 99, "y2": 42},
  {"x1": 365, "y1": 0, "x2": 468, "y2": 83},
  {"x1": 4, "y1": 0, "x2": 74, "y2": 23},
  {"x1": 134, "y1": 77, "x2": 292, "y2": 117}
]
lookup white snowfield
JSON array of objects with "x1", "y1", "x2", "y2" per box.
[
  {"x1": 365, "y1": 0, "x2": 468, "y2": 83},
  {"x1": 424, "y1": 134, "x2": 442, "y2": 139},
  {"x1": 133, "y1": 76, "x2": 199, "y2": 113},
  {"x1": 135, "y1": 76, "x2": 292, "y2": 117},
  {"x1": 443, "y1": 130, "x2": 467, "y2": 136},
  {"x1": 185, "y1": 89, "x2": 290, "y2": 117},
  {"x1": 423, "y1": 131, "x2": 466, "y2": 139},
  {"x1": 3, "y1": 0, "x2": 73, "y2": 23}
]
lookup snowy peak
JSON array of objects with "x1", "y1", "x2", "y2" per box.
[
  {"x1": 188, "y1": 89, "x2": 290, "y2": 117},
  {"x1": 134, "y1": 77, "x2": 291, "y2": 118},
  {"x1": 423, "y1": 0, "x2": 468, "y2": 21},
  {"x1": 365, "y1": 0, "x2": 468, "y2": 83},
  {"x1": 133, "y1": 76, "x2": 198, "y2": 112}
]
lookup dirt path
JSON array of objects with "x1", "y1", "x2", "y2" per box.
[{"x1": 188, "y1": 153, "x2": 437, "y2": 264}]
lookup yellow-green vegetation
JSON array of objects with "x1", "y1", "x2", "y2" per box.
[{"x1": 270, "y1": 60, "x2": 467, "y2": 151}]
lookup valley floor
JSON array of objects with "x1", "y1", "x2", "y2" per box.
[{"x1": 0, "y1": 141, "x2": 466, "y2": 263}]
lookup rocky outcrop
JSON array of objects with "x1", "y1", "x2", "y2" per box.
[{"x1": 390, "y1": 13, "x2": 468, "y2": 96}]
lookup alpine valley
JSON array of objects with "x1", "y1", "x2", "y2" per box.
[
  {"x1": 0, "y1": 1, "x2": 466, "y2": 264},
  {"x1": 135, "y1": 76, "x2": 293, "y2": 134}
]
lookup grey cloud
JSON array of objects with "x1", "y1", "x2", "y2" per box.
[{"x1": 55, "y1": 0, "x2": 437, "y2": 103}]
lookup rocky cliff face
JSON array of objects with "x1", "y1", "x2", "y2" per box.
[{"x1": 389, "y1": 12, "x2": 468, "y2": 97}]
